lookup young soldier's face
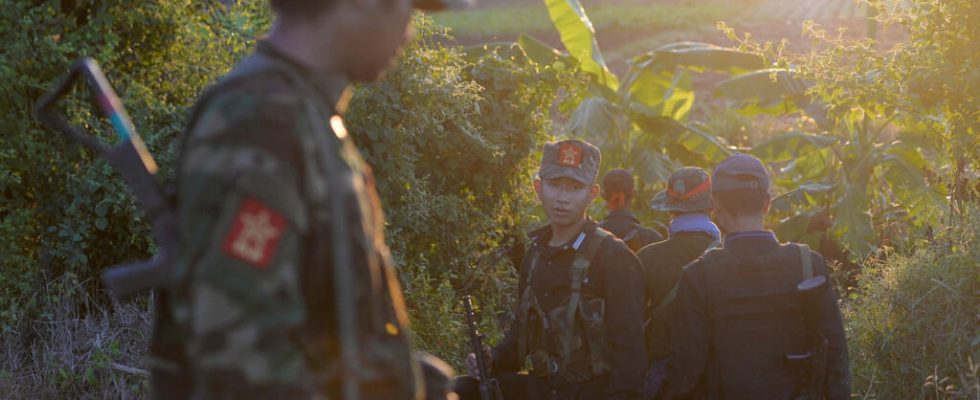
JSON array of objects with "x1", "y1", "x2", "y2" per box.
[
  {"x1": 535, "y1": 177, "x2": 599, "y2": 229},
  {"x1": 341, "y1": 0, "x2": 414, "y2": 81}
]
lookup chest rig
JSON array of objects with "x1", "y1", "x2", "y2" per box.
[
  {"x1": 176, "y1": 51, "x2": 420, "y2": 400},
  {"x1": 516, "y1": 228, "x2": 613, "y2": 383}
]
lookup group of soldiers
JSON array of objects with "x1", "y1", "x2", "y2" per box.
[{"x1": 146, "y1": 0, "x2": 851, "y2": 398}]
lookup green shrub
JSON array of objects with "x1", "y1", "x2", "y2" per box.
[
  {"x1": 843, "y1": 208, "x2": 980, "y2": 398},
  {"x1": 346, "y1": 21, "x2": 570, "y2": 362}
]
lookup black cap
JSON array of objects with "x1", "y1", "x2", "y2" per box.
[{"x1": 711, "y1": 154, "x2": 770, "y2": 193}]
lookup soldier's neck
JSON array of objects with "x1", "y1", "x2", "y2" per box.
[
  {"x1": 721, "y1": 215, "x2": 765, "y2": 235},
  {"x1": 548, "y1": 218, "x2": 588, "y2": 247},
  {"x1": 265, "y1": 20, "x2": 350, "y2": 93}
]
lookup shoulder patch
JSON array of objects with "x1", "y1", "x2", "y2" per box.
[{"x1": 222, "y1": 198, "x2": 286, "y2": 268}]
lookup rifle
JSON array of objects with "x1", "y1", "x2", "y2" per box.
[
  {"x1": 462, "y1": 295, "x2": 503, "y2": 400},
  {"x1": 35, "y1": 58, "x2": 177, "y2": 300},
  {"x1": 787, "y1": 276, "x2": 829, "y2": 400}
]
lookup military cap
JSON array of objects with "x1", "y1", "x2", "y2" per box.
[
  {"x1": 539, "y1": 139, "x2": 601, "y2": 185},
  {"x1": 601, "y1": 168, "x2": 635, "y2": 196},
  {"x1": 711, "y1": 154, "x2": 770, "y2": 193},
  {"x1": 650, "y1": 167, "x2": 712, "y2": 212}
]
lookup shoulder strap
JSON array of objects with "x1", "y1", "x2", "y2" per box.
[
  {"x1": 561, "y1": 229, "x2": 611, "y2": 361},
  {"x1": 798, "y1": 244, "x2": 813, "y2": 280}
]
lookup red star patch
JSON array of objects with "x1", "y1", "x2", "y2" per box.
[
  {"x1": 222, "y1": 198, "x2": 286, "y2": 268},
  {"x1": 558, "y1": 143, "x2": 583, "y2": 168}
]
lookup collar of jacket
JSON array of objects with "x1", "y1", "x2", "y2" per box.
[
  {"x1": 603, "y1": 209, "x2": 639, "y2": 224},
  {"x1": 256, "y1": 40, "x2": 350, "y2": 113},
  {"x1": 529, "y1": 218, "x2": 599, "y2": 251},
  {"x1": 723, "y1": 230, "x2": 779, "y2": 250}
]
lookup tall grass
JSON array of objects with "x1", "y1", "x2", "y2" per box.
[
  {"x1": 843, "y1": 208, "x2": 980, "y2": 399},
  {"x1": 0, "y1": 274, "x2": 150, "y2": 399}
]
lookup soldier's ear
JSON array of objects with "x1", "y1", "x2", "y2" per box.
[
  {"x1": 762, "y1": 193, "x2": 772, "y2": 214},
  {"x1": 533, "y1": 179, "x2": 543, "y2": 197},
  {"x1": 590, "y1": 183, "x2": 600, "y2": 199}
]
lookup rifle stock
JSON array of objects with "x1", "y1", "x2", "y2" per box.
[{"x1": 35, "y1": 57, "x2": 177, "y2": 300}]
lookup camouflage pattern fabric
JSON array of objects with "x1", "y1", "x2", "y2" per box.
[{"x1": 150, "y1": 43, "x2": 422, "y2": 399}]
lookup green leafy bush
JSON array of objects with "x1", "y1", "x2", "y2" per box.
[
  {"x1": 0, "y1": 0, "x2": 257, "y2": 332},
  {"x1": 843, "y1": 207, "x2": 980, "y2": 399}
]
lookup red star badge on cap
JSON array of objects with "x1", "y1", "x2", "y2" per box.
[{"x1": 558, "y1": 143, "x2": 582, "y2": 168}]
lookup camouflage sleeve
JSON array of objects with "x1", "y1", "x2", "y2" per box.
[
  {"x1": 177, "y1": 89, "x2": 314, "y2": 397},
  {"x1": 813, "y1": 252, "x2": 852, "y2": 399}
]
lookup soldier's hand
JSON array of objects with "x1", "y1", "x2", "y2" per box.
[{"x1": 464, "y1": 347, "x2": 492, "y2": 379}]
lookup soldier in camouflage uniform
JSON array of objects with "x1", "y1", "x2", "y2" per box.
[
  {"x1": 150, "y1": 0, "x2": 466, "y2": 398},
  {"x1": 455, "y1": 140, "x2": 648, "y2": 400}
]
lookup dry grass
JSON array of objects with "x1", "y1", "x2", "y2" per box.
[{"x1": 0, "y1": 275, "x2": 151, "y2": 399}]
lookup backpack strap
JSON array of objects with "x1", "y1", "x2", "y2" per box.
[
  {"x1": 561, "y1": 228, "x2": 611, "y2": 365},
  {"x1": 798, "y1": 244, "x2": 813, "y2": 280}
]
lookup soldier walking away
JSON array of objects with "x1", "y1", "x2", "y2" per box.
[
  {"x1": 151, "y1": 0, "x2": 468, "y2": 398},
  {"x1": 636, "y1": 167, "x2": 720, "y2": 399},
  {"x1": 453, "y1": 140, "x2": 648, "y2": 400},
  {"x1": 599, "y1": 168, "x2": 663, "y2": 252},
  {"x1": 656, "y1": 154, "x2": 851, "y2": 400}
]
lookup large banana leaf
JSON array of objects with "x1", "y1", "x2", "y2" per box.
[
  {"x1": 771, "y1": 182, "x2": 835, "y2": 213},
  {"x1": 628, "y1": 103, "x2": 687, "y2": 137},
  {"x1": 677, "y1": 124, "x2": 732, "y2": 163},
  {"x1": 630, "y1": 137, "x2": 676, "y2": 183},
  {"x1": 714, "y1": 69, "x2": 808, "y2": 112},
  {"x1": 568, "y1": 95, "x2": 619, "y2": 146},
  {"x1": 751, "y1": 131, "x2": 837, "y2": 163},
  {"x1": 775, "y1": 211, "x2": 823, "y2": 248},
  {"x1": 543, "y1": 0, "x2": 619, "y2": 90},
  {"x1": 624, "y1": 67, "x2": 695, "y2": 121},
  {"x1": 881, "y1": 143, "x2": 948, "y2": 224},
  {"x1": 647, "y1": 42, "x2": 766, "y2": 74},
  {"x1": 775, "y1": 147, "x2": 832, "y2": 183},
  {"x1": 831, "y1": 186, "x2": 875, "y2": 261}
]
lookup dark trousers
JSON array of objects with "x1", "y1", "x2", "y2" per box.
[{"x1": 453, "y1": 372, "x2": 608, "y2": 400}]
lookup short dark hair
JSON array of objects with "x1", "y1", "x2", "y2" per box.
[
  {"x1": 269, "y1": 0, "x2": 336, "y2": 17},
  {"x1": 713, "y1": 188, "x2": 770, "y2": 217}
]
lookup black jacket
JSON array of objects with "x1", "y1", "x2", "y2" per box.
[
  {"x1": 599, "y1": 210, "x2": 663, "y2": 253},
  {"x1": 493, "y1": 220, "x2": 648, "y2": 399},
  {"x1": 636, "y1": 231, "x2": 717, "y2": 360},
  {"x1": 657, "y1": 232, "x2": 851, "y2": 400}
]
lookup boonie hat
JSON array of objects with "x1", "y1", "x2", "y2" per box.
[{"x1": 650, "y1": 166, "x2": 712, "y2": 212}]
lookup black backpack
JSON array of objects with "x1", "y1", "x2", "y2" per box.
[{"x1": 701, "y1": 243, "x2": 818, "y2": 399}]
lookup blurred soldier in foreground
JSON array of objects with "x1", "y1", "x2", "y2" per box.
[
  {"x1": 598, "y1": 168, "x2": 663, "y2": 253},
  {"x1": 656, "y1": 154, "x2": 850, "y2": 399},
  {"x1": 151, "y1": 0, "x2": 466, "y2": 398},
  {"x1": 635, "y1": 167, "x2": 719, "y2": 399},
  {"x1": 454, "y1": 139, "x2": 648, "y2": 400}
]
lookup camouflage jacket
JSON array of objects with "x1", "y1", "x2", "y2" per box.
[{"x1": 151, "y1": 42, "x2": 422, "y2": 399}]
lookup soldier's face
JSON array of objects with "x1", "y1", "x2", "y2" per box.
[
  {"x1": 342, "y1": 0, "x2": 414, "y2": 81},
  {"x1": 535, "y1": 177, "x2": 599, "y2": 228}
]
